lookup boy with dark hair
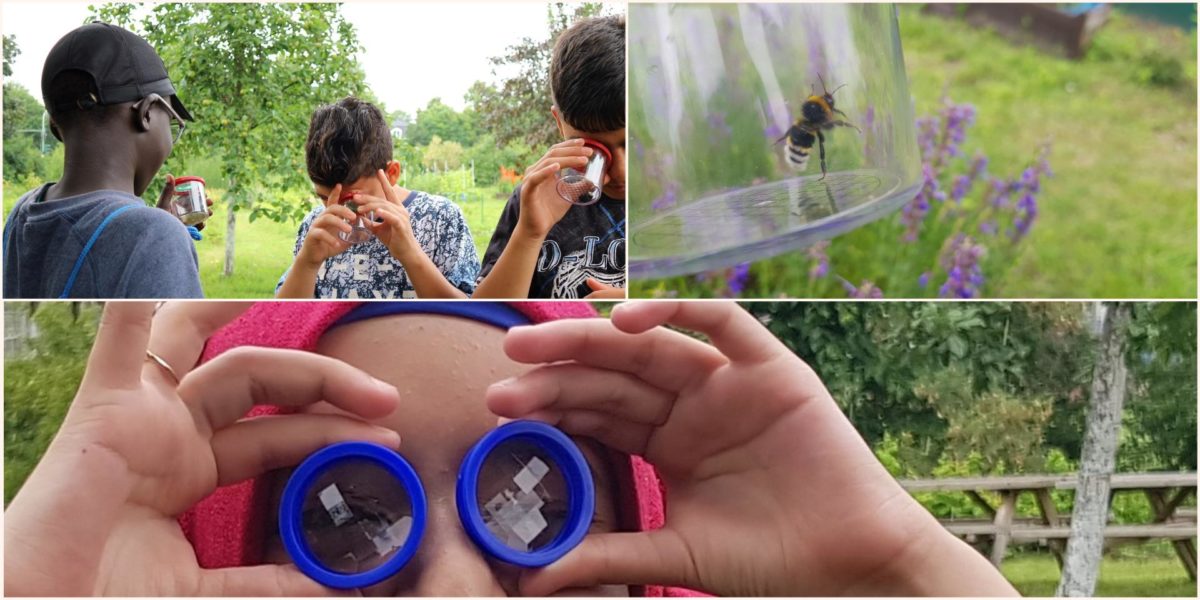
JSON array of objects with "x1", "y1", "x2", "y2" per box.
[
  {"x1": 275, "y1": 97, "x2": 478, "y2": 299},
  {"x1": 474, "y1": 14, "x2": 626, "y2": 300},
  {"x1": 2, "y1": 22, "x2": 203, "y2": 299}
]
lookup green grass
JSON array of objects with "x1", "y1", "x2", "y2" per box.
[
  {"x1": 630, "y1": 8, "x2": 1197, "y2": 298},
  {"x1": 3, "y1": 177, "x2": 512, "y2": 298},
  {"x1": 1002, "y1": 552, "x2": 1196, "y2": 597}
]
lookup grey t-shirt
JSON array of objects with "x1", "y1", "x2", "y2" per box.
[{"x1": 3, "y1": 184, "x2": 203, "y2": 299}]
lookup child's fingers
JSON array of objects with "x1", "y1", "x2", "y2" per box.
[
  {"x1": 145, "y1": 302, "x2": 254, "y2": 385},
  {"x1": 486, "y1": 363, "x2": 674, "y2": 426},
  {"x1": 374, "y1": 169, "x2": 401, "y2": 204},
  {"x1": 314, "y1": 213, "x2": 354, "y2": 234},
  {"x1": 503, "y1": 319, "x2": 726, "y2": 393},
  {"x1": 612, "y1": 301, "x2": 788, "y2": 364},
  {"x1": 500, "y1": 408, "x2": 654, "y2": 457},
  {"x1": 306, "y1": 229, "x2": 349, "y2": 255},
  {"x1": 321, "y1": 204, "x2": 356, "y2": 223},
  {"x1": 523, "y1": 161, "x2": 562, "y2": 183},
  {"x1": 322, "y1": 183, "x2": 343, "y2": 208},
  {"x1": 519, "y1": 530, "x2": 698, "y2": 596},
  {"x1": 197, "y1": 564, "x2": 341, "y2": 596},
  {"x1": 83, "y1": 302, "x2": 157, "y2": 390},
  {"x1": 177, "y1": 347, "x2": 401, "y2": 431},
  {"x1": 209, "y1": 414, "x2": 400, "y2": 486}
]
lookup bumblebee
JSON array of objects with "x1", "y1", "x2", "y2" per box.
[{"x1": 775, "y1": 75, "x2": 860, "y2": 179}]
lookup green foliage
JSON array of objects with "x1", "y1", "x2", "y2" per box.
[
  {"x1": 4, "y1": 303, "x2": 101, "y2": 504},
  {"x1": 1123, "y1": 303, "x2": 1198, "y2": 470},
  {"x1": 2, "y1": 33, "x2": 18, "y2": 77},
  {"x1": 406, "y1": 98, "x2": 481, "y2": 147},
  {"x1": 469, "y1": 2, "x2": 616, "y2": 150},
  {"x1": 92, "y1": 2, "x2": 371, "y2": 275},
  {"x1": 2, "y1": 82, "x2": 60, "y2": 181},
  {"x1": 752, "y1": 302, "x2": 1095, "y2": 472},
  {"x1": 421, "y1": 136, "x2": 465, "y2": 170}
]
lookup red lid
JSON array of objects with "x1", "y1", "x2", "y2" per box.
[
  {"x1": 580, "y1": 138, "x2": 613, "y2": 164},
  {"x1": 173, "y1": 176, "x2": 206, "y2": 185}
]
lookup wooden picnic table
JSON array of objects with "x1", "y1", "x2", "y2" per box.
[{"x1": 898, "y1": 472, "x2": 1197, "y2": 580}]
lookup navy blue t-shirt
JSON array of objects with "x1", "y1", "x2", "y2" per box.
[{"x1": 3, "y1": 184, "x2": 203, "y2": 299}]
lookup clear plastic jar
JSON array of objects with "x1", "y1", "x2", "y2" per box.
[{"x1": 629, "y1": 3, "x2": 921, "y2": 278}]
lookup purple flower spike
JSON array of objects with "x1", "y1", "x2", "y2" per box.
[
  {"x1": 807, "y1": 241, "x2": 831, "y2": 280},
  {"x1": 938, "y1": 235, "x2": 986, "y2": 298},
  {"x1": 652, "y1": 182, "x2": 679, "y2": 211},
  {"x1": 918, "y1": 271, "x2": 930, "y2": 288},
  {"x1": 951, "y1": 174, "x2": 971, "y2": 204},
  {"x1": 727, "y1": 262, "x2": 751, "y2": 296}
]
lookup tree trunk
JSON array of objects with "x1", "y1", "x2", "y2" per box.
[
  {"x1": 1056, "y1": 302, "x2": 1131, "y2": 597},
  {"x1": 223, "y1": 197, "x2": 236, "y2": 277}
]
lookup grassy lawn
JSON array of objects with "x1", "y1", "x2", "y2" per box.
[
  {"x1": 630, "y1": 7, "x2": 1197, "y2": 298},
  {"x1": 1002, "y1": 552, "x2": 1197, "y2": 597},
  {"x1": 3, "y1": 179, "x2": 512, "y2": 298}
]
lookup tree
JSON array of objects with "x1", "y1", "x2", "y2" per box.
[
  {"x1": 469, "y1": 2, "x2": 615, "y2": 150},
  {"x1": 421, "y1": 135, "x2": 465, "y2": 171},
  {"x1": 2, "y1": 36, "x2": 58, "y2": 180},
  {"x1": 406, "y1": 98, "x2": 480, "y2": 147},
  {"x1": 3, "y1": 34, "x2": 19, "y2": 77},
  {"x1": 1057, "y1": 303, "x2": 1132, "y2": 597},
  {"x1": 94, "y1": 3, "x2": 370, "y2": 277}
]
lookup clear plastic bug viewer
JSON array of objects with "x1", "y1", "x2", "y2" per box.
[{"x1": 629, "y1": 3, "x2": 921, "y2": 279}]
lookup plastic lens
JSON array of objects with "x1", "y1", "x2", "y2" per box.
[
  {"x1": 474, "y1": 439, "x2": 568, "y2": 552},
  {"x1": 457, "y1": 420, "x2": 595, "y2": 567},
  {"x1": 338, "y1": 195, "x2": 375, "y2": 245},
  {"x1": 556, "y1": 140, "x2": 611, "y2": 206},
  {"x1": 300, "y1": 459, "x2": 415, "y2": 575},
  {"x1": 280, "y1": 442, "x2": 426, "y2": 590}
]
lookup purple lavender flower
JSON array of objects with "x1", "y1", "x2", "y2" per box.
[
  {"x1": 989, "y1": 177, "x2": 1011, "y2": 208},
  {"x1": 938, "y1": 235, "x2": 986, "y2": 298},
  {"x1": 807, "y1": 241, "x2": 830, "y2": 280},
  {"x1": 941, "y1": 102, "x2": 976, "y2": 159},
  {"x1": 651, "y1": 182, "x2": 678, "y2": 211},
  {"x1": 969, "y1": 152, "x2": 989, "y2": 180},
  {"x1": 764, "y1": 121, "x2": 785, "y2": 141},
  {"x1": 838, "y1": 277, "x2": 884, "y2": 298},
  {"x1": 979, "y1": 220, "x2": 998, "y2": 235},
  {"x1": 1011, "y1": 190, "x2": 1038, "y2": 242},
  {"x1": 918, "y1": 271, "x2": 930, "y2": 288},
  {"x1": 900, "y1": 162, "x2": 942, "y2": 241},
  {"x1": 950, "y1": 174, "x2": 971, "y2": 204},
  {"x1": 707, "y1": 112, "x2": 733, "y2": 139},
  {"x1": 916, "y1": 116, "x2": 940, "y2": 159},
  {"x1": 727, "y1": 262, "x2": 751, "y2": 296}
]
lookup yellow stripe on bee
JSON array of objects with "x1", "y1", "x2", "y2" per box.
[{"x1": 808, "y1": 95, "x2": 830, "y2": 113}]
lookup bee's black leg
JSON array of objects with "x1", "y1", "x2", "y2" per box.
[
  {"x1": 817, "y1": 129, "x2": 828, "y2": 180},
  {"x1": 832, "y1": 120, "x2": 861, "y2": 134}
]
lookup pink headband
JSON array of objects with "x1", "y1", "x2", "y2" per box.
[{"x1": 178, "y1": 302, "x2": 692, "y2": 596}]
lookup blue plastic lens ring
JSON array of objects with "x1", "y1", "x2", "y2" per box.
[
  {"x1": 456, "y1": 420, "x2": 595, "y2": 567},
  {"x1": 279, "y1": 441, "x2": 427, "y2": 589}
]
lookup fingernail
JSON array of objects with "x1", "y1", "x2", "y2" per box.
[
  {"x1": 489, "y1": 376, "x2": 518, "y2": 390},
  {"x1": 375, "y1": 427, "x2": 402, "y2": 447},
  {"x1": 374, "y1": 377, "x2": 398, "y2": 395}
]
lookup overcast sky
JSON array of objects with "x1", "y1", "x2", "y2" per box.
[{"x1": 2, "y1": 1, "x2": 600, "y2": 115}]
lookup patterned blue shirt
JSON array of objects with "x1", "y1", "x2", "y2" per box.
[{"x1": 278, "y1": 190, "x2": 479, "y2": 299}]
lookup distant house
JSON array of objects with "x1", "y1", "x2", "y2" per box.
[{"x1": 390, "y1": 117, "x2": 409, "y2": 139}]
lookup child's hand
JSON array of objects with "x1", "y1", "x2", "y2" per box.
[
  {"x1": 297, "y1": 184, "x2": 355, "y2": 268},
  {"x1": 349, "y1": 170, "x2": 422, "y2": 264},
  {"x1": 583, "y1": 277, "x2": 625, "y2": 299},
  {"x1": 486, "y1": 301, "x2": 1018, "y2": 597},
  {"x1": 514, "y1": 138, "x2": 594, "y2": 240},
  {"x1": 4, "y1": 302, "x2": 403, "y2": 596},
  {"x1": 155, "y1": 174, "x2": 215, "y2": 231}
]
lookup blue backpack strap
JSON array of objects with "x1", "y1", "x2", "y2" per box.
[{"x1": 59, "y1": 204, "x2": 140, "y2": 299}]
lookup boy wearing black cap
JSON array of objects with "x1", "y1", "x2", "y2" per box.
[
  {"x1": 473, "y1": 15, "x2": 626, "y2": 300},
  {"x1": 2, "y1": 22, "x2": 203, "y2": 299}
]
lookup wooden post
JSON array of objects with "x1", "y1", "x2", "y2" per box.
[
  {"x1": 990, "y1": 490, "x2": 1018, "y2": 566},
  {"x1": 1035, "y1": 488, "x2": 1066, "y2": 569},
  {"x1": 1146, "y1": 489, "x2": 1197, "y2": 581}
]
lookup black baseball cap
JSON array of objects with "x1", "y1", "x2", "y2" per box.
[{"x1": 41, "y1": 22, "x2": 193, "y2": 121}]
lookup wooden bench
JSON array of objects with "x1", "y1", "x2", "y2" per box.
[{"x1": 899, "y1": 472, "x2": 1197, "y2": 579}]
